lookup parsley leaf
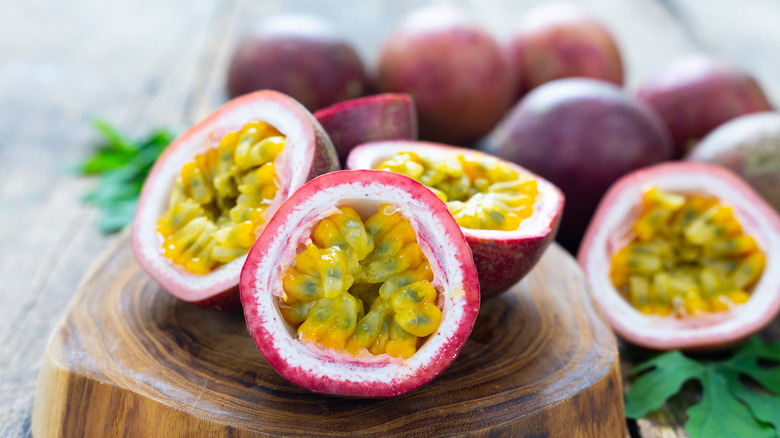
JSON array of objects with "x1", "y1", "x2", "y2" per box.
[
  {"x1": 78, "y1": 119, "x2": 176, "y2": 233},
  {"x1": 625, "y1": 336, "x2": 780, "y2": 438}
]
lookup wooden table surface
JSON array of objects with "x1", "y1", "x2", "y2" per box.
[{"x1": 2, "y1": 0, "x2": 779, "y2": 436}]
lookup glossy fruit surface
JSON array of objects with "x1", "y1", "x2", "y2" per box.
[
  {"x1": 486, "y1": 78, "x2": 673, "y2": 252},
  {"x1": 376, "y1": 5, "x2": 515, "y2": 146},
  {"x1": 506, "y1": 2, "x2": 623, "y2": 99},
  {"x1": 348, "y1": 141, "x2": 563, "y2": 298},
  {"x1": 637, "y1": 55, "x2": 773, "y2": 158},
  {"x1": 226, "y1": 15, "x2": 368, "y2": 111},
  {"x1": 132, "y1": 90, "x2": 338, "y2": 310},
  {"x1": 314, "y1": 93, "x2": 417, "y2": 166},
  {"x1": 240, "y1": 170, "x2": 480, "y2": 397},
  {"x1": 579, "y1": 162, "x2": 780, "y2": 350},
  {"x1": 688, "y1": 112, "x2": 780, "y2": 212}
]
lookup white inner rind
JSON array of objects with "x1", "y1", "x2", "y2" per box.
[
  {"x1": 348, "y1": 141, "x2": 563, "y2": 238},
  {"x1": 246, "y1": 181, "x2": 469, "y2": 386},
  {"x1": 134, "y1": 97, "x2": 314, "y2": 302},
  {"x1": 584, "y1": 171, "x2": 780, "y2": 347}
]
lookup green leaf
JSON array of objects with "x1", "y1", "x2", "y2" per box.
[
  {"x1": 625, "y1": 350, "x2": 705, "y2": 418},
  {"x1": 686, "y1": 366, "x2": 774, "y2": 438},
  {"x1": 723, "y1": 371, "x2": 780, "y2": 434},
  {"x1": 78, "y1": 120, "x2": 176, "y2": 234}
]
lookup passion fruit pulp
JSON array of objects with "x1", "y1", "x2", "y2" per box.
[
  {"x1": 240, "y1": 170, "x2": 480, "y2": 397},
  {"x1": 132, "y1": 90, "x2": 339, "y2": 310},
  {"x1": 578, "y1": 162, "x2": 780, "y2": 350},
  {"x1": 347, "y1": 141, "x2": 564, "y2": 299}
]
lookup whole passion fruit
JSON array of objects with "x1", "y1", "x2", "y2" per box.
[
  {"x1": 506, "y1": 2, "x2": 623, "y2": 99},
  {"x1": 688, "y1": 112, "x2": 780, "y2": 213},
  {"x1": 347, "y1": 141, "x2": 564, "y2": 299},
  {"x1": 132, "y1": 90, "x2": 339, "y2": 310},
  {"x1": 226, "y1": 15, "x2": 368, "y2": 111},
  {"x1": 578, "y1": 162, "x2": 780, "y2": 350},
  {"x1": 486, "y1": 78, "x2": 673, "y2": 252},
  {"x1": 636, "y1": 55, "x2": 773, "y2": 158},
  {"x1": 376, "y1": 5, "x2": 515, "y2": 146},
  {"x1": 314, "y1": 93, "x2": 418, "y2": 167},
  {"x1": 240, "y1": 170, "x2": 480, "y2": 397}
]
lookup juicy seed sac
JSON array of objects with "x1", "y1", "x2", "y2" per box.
[
  {"x1": 374, "y1": 151, "x2": 538, "y2": 231},
  {"x1": 611, "y1": 187, "x2": 765, "y2": 317},
  {"x1": 157, "y1": 121, "x2": 285, "y2": 274},
  {"x1": 279, "y1": 204, "x2": 442, "y2": 359}
]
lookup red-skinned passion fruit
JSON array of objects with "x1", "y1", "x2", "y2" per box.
[
  {"x1": 226, "y1": 15, "x2": 368, "y2": 111},
  {"x1": 132, "y1": 90, "x2": 339, "y2": 310},
  {"x1": 240, "y1": 170, "x2": 480, "y2": 397},
  {"x1": 506, "y1": 2, "x2": 624, "y2": 99},
  {"x1": 347, "y1": 141, "x2": 564, "y2": 299},
  {"x1": 376, "y1": 5, "x2": 515, "y2": 146},
  {"x1": 314, "y1": 93, "x2": 418, "y2": 167},
  {"x1": 578, "y1": 162, "x2": 780, "y2": 350}
]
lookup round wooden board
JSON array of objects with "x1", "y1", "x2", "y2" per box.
[{"x1": 32, "y1": 234, "x2": 626, "y2": 437}]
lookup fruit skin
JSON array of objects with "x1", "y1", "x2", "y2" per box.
[
  {"x1": 687, "y1": 112, "x2": 780, "y2": 212},
  {"x1": 506, "y1": 2, "x2": 623, "y2": 99},
  {"x1": 240, "y1": 170, "x2": 480, "y2": 397},
  {"x1": 132, "y1": 90, "x2": 339, "y2": 311},
  {"x1": 314, "y1": 93, "x2": 418, "y2": 167},
  {"x1": 636, "y1": 55, "x2": 773, "y2": 158},
  {"x1": 226, "y1": 15, "x2": 368, "y2": 111},
  {"x1": 347, "y1": 141, "x2": 564, "y2": 299},
  {"x1": 485, "y1": 78, "x2": 673, "y2": 252},
  {"x1": 376, "y1": 5, "x2": 515, "y2": 146},
  {"x1": 578, "y1": 162, "x2": 780, "y2": 350}
]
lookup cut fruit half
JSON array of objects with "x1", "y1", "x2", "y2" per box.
[
  {"x1": 240, "y1": 170, "x2": 480, "y2": 397},
  {"x1": 347, "y1": 141, "x2": 564, "y2": 298},
  {"x1": 132, "y1": 90, "x2": 338, "y2": 310},
  {"x1": 578, "y1": 162, "x2": 780, "y2": 350}
]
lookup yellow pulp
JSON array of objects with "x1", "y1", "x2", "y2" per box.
[
  {"x1": 374, "y1": 151, "x2": 538, "y2": 231},
  {"x1": 611, "y1": 187, "x2": 765, "y2": 317},
  {"x1": 280, "y1": 204, "x2": 442, "y2": 359},
  {"x1": 157, "y1": 121, "x2": 285, "y2": 274}
]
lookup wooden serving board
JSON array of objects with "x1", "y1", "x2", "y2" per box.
[{"x1": 32, "y1": 234, "x2": 626, "y2": 437}]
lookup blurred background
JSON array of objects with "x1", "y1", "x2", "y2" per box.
[{"x1": 2, "y1": 0, "x2": 780, "y2": 435}]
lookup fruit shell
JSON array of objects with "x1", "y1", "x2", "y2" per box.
[
  {"x1": 132, "y1": 90, "x2": 339, "y2": 311},
  {"x1": 347, "y1": 141, "x2": 564, "y2": 299},
  {"x1": 687, "y1": 111, "x2": 780, "y2": 212},
  {"x1": 314, "y1": 93, "x2": 418, "y2": 166},
  {"x1": 240, "y1": 170, "x2": 480, "y2": 397},
  {"x1": 578, "y1": 162, "x2": 780, "y2": 350}
]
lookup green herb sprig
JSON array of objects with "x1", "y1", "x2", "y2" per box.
[
  {"x1": 78, "y1": 119, "x2": 176, "y2": 233},
  {"x1": 626, "y1": 336, "x2": 780, "y2": 437}
]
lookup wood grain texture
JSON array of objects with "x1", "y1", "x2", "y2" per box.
[{"x1": 33, "y1": 234, "x2": 625, "y2": 437}]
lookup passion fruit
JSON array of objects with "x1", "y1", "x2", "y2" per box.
[
  {"x1": 506, "y1": 2, "x2": 623, "y2": 98},
  {"x1": 240, "y1": 170, "x2": 480, "y2": 397},
  {"x1": 347, "y1": 141, "x2": 564, "y2": 299},
  {"x1": 132, "y1": 90, "x2": 339, "y2": 310},
  {"x1": 687, "y1": 112, "x2": 780, "y2": 213},
  {"x1": 314, "y1": 93, "x2": 418, "y2": 167},
  {"x1": 226, "y1": 15, "x2": 368, "y2": 111},
  {"x1": 578, "y1": 162, "x2": 780, "y2": 350},
  {"x1": 376, "y1": 5, "x2": 515, "y2": 146},
  {"x1": 486, "y1": 78, "x2": 673, "y2": 252},
  {"x1": 636, "y1": 55, "x2": 773, "y2": 158}
]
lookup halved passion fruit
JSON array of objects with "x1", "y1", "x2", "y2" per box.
[
  {"x1": 240, "y1": 170, "x2": 480, "y2": 397},
  {"x1": 132, "y1": 90, "x2": 339, "y2": 310},
  {"x1": 347, "y1": 141, "x2": 564, "y2": 298},
  {"x1": 578, "y1": 162, "x2": 780, "y2": 350}
]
